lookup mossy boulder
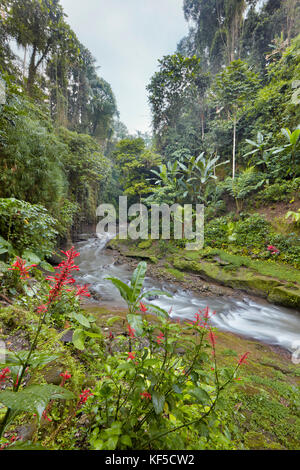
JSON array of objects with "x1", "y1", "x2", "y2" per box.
[{"x1": 268, "y1": 286, "x2": 300, "y2": 308}]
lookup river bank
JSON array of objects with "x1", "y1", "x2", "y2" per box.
[{"x1": 107, "y1": 237, "x2": 300, "y2": 310}]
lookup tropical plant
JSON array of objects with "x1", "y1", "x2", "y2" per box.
[
  {"x1": 178, "y1": 152, "x2": 229, "y2": 203},
  {"x1": 285, "y1": 209, "x2": 300, "y2": 226},
  {"x1": 106, "y1": 262, "x2": 172, "y2": 337},
  {"x1": 272, "y1": 126, "x2": 300, "y2": 174}
]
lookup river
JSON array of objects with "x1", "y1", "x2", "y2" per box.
[{"x1": 74, "y1": 233, "x2": 300, "y2": 355}]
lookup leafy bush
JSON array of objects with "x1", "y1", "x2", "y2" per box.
[
  {"x1": 234, "y1": 214, "x2": 271, "y2": 247},
  {"x1": 0, "y1": 198, "x2": 57, "y2": 259},
  {"x1": 205, "y1": 215, "x2": 234, "y2": 247},
  {"x1": 255, "y1": 178, "x2": 300, "y2": 204}
]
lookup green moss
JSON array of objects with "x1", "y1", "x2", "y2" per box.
[
  {"x1": 137, "y1": 239, "x2": 153, "y2": 249},
  {"x1": 160, "y1": 267, "x2": 185, "y2": 281},
  {"x1": 268, "y1": 286, "x2": 300, "y2": 308},
  {"x1": 244, "y1": 431, "x2": 284, "y2": 450}
]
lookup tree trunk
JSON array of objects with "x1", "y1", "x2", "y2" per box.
[
  {"x1": 232, "y1": 115, "x2": 237, "y2": 180},
  {"x1": 27, "y1": 45, "x2": 37, "y2": 96}
]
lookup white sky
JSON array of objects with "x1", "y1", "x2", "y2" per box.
[{"x1": 60, "y1": 0, "x2": 189, "y2": 134}]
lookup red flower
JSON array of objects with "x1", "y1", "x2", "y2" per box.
[
  {"x1": 208, "y1": 329, "x2": 216, "y2": 348},
  {"x1": 139, "y1": 302, "x2": 148, "y2": 313},
  {"x1": 267, "y1": 245, "x2": 279, "y2": 255},
  {"x1": 37, "y1": 304, "x2": 48, "y2": 315},
  {"x1": 60, "y1": 371, "x2": 71, "y2": 386},
  {"x1": 140, "y1": 391, "x2": 152, "y2": 400},
  {"x1": 78, "y1": 389, "x2": 93, "y2": 406},
  {"x1": 42, "y1": 411, "x2": 52, "y2": 422},
  {"x1": 75, "y1": 284, "x2": 90, "y2": 298},
  {"x1": 156, "y1": 332, "x2": 165, "y2": 344},
  {"x1": 127, "y1": 352, "x2": 135, "y2": 360},
  {"x1": 46, "y1": 247, "x2": 80, "y2": 303},
  {"x1": 238, "y1": 352, "x2": 250, "y2": 365},
  {"x1": 8, "y1": 257, "x2": 37, "y2": 279},
  {"x1": 0, "y1": 367, "x2": 10, "y2": 383},
  {"x1": 127, "y1": 324, "x2": 135, "y2": 338}
]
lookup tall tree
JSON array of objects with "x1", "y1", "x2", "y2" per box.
[
  {"x1": 6, "y1": 0, "x2": 71, "y2": 95},
  {"x1": 147, "y1": 53, "x2": 209, "y2": 155},
  {"x1": 211, "y1": 59, "x2": 260, "y2": 179}
]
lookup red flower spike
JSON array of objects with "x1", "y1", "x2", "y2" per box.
[
  {"x1": 139, "y1": 302, "x2": 148, "y2": 313},
  {"x1": 0, "y1": 367, "x2": 11, "y2": 383},
  {"x1": 156, "y1": 332, "x2": 165, "y2": 344},
  {"x1": 238, "y1": 352, "x2": 250, "y2": 365},
  {"x1": 127, "y1": 324, "x2": 135, "y2": 338},
  {"x1": 127, "y1": 352, "x2": 135, "y2": 361},
  {"x1": 140, "y1": 391, "x2": 151, "y2": 400},
  {"x1": 78, "y1": 389, "x2": 93, "y2": 406},
  {"x1": 60, "y1": 371, "x2": 71, "y2": 381},
  {"x1": 75, "y1": 284, "x2": 91, "y2": 298},
  {"x1": 47, "y1": 247, "x2": 80, "y2": 303},
  {"x1": 208, "y1": 329, "x2": 216, "y2": 348},
  {"x1": 8, "y1": 257, "x2": 37, "y2": 280}
]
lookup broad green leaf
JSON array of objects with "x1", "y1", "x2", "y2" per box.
[
  {"x1": 189, "y1": 387, "x2": 210, "y2": 404},
  {"x1": 72, "y1": 329, "x2": 86, "y2": 350},
  {"x1": 0, "y1": 385, "x2": 74, "y2": 420},
  {"x1": 152, "y1": 391, "x2": 165, "y2": 415},
  {"x1": 1, "y1": 351, "x2": 60, "y2": 370},
  {"x1": 127, "y1": 314, "x2": 143, "y2": 336},
  {"x1": 105, "y1": 277, "x2": 132, "y2": 303},
  {"x1": 7, "y1": 441, "x2": 48, "y2": 450},
  {"x1": 83, "y1": 331, "x2": 102, "y2": 339},
  {"x1": 107, "y1": 315, "x2": 123, "y2": 326},
  {"x1": 71, "y1": 312, "x2": 90, "y2": 328},
  {"x1": 141, "y1": 289, "x2": 172, "y2": 299},
  {"x1": 130, "y1": 262, "x2": 147, "y2": 301},
  {"x1": 40, "y1": 260, "x2": 55, "y2": 272},
  {"x1": 120, "y1": 435, "x2": 132, "y2": 447},
  {"x1": 22, "y1": 250, "x2": 41, "y2": 265},
  {"x1": 147, "y1": 304, "x2": 169, "y2": 319}
]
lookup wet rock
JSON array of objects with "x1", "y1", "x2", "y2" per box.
[
  {"x1": 60, "y1": 330, "x2": 74, "y2": 343},
  {"x1": 16, "y1": 423, "x2": 37, "y2": 442},
  {"x1": 146, "y1": 295, "x2": 159, "y2": 301},
  {"x1": 44, "y1": 366, "x2": 64, "y2": 385}
]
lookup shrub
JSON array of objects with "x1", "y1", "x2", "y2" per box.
[
  {"x1": 234, "y1": 214, "x2": 271, "y2": 247},
  {"x1": 0, "y1": 198, "x2": 57, "y2": 259}
]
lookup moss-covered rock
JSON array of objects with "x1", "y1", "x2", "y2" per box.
[{"x1": 268, "y1": 286, "x2": 300, "y2": 308}]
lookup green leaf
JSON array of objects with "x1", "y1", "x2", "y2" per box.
[
  {"x1": 105, "y1": 277, "x2": 132, "y2": 303},
  {"x1": 0, "y1": 385, "x2": 74, "y2": 420},
  {"x1": 120, "y1": 435, "x2": 132, "y2": 447},
  {"x1": 7, "y1": 441, "x2": 48, "y2": 450},
  {"x1": 130, "y1": 262, "x2": 147, "y2": 301},
  {"x1": 40, "y1": 260, "x2": 55, "y2": 272},
  {"x1": 71, "y1": 312, "x2": 90, "y2": 328},
  {"x1": 147, "y1": 304, "x2": 169, "y2": 319},
  {"x1": 141, "y1": 289, "x2": 172, "y2": 299},
  {"x1": 127, "y1": 314, "x2": 143, "y2": 336},
  {"x1": 107, "y1": 316, "x2": 123, "y2": 326},
  {"x1": 1, "y1": 351, "x2": 60, "y2": 369},
  {"x1": 189, "y1": 387, "x2": 210, "y2": 404},
  {"x1": 72, "y1": 329, "x2": 86, "y2": 350},
  {"x1": 152, "y1": 391, "x2": 165, "y2": 415},
  {"x1": 22, "y1": 250, "x2": 41, "y2": 265}
]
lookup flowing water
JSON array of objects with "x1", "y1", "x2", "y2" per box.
[{"x1": 74, "y1": 233, "x2": 300, "y2": 355}]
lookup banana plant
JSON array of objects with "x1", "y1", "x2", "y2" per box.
[
  {"x1": 272, "y1": 126, "x2": 300, "y2": 174},
  {"x1": 105, "y1": 262, "x2": 171, "y2": 335},
  {"x1": 150, "y1": 161, "x2": 179, "y2": 187},
  {"x1": 243, "y1": 131, "x2": 273, "y2": 171},
  {"x1": 178, "y1": 152, "x2": 228, "y2": 203}
]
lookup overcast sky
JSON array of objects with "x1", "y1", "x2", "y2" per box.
[{"x1": 60, "y1": 0, "x2": 189, "y2": 134}]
